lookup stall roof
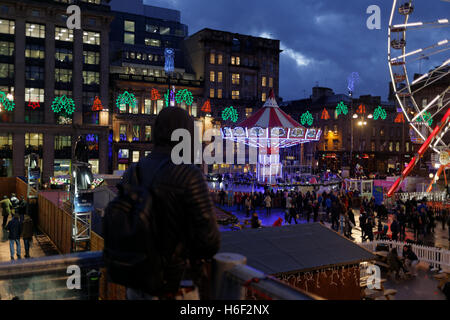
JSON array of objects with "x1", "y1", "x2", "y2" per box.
[{"x1": 219, "y1": 223, "x2": 375, "y2": 275}]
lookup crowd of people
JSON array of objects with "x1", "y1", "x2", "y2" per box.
[{"x1": 0, "y1": 194, "x2": 34, "y2": 260}]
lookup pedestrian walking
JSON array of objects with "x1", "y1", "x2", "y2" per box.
[
  {"x1": 21, "y1": 214, "x2": 34, "y2": 258},
  {"x1": 6, "y1": 214, "x2": 22, "y2": 260},
  {"x1": 264, "y1": 194, "x2": 272, "y2": 216},
  {"x1": 1, "y1": 196, "x2": 12, "y2": 228}
]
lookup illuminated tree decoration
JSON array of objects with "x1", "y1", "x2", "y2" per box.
[
  {"x1": 336, "y1": 101, "x2": 348, "y2": 116},
  {"x1": 91, "y1": 96, "x2": 103, "y2": 111},
  {"x1": 0, "y1": 91, "x2": 15, "y2": 111},
  {"x1": 151, "y1": 88, "x2": 161, "y2": 101},
  {"x1": 222, "y1": 106, "x2": 239, "y2": 123},
  {"x1": 28, "y1": 101, "x2": 40, "y2": 110},
  {"x1": 417, "y1": 111, "x2": 433, "y2": 126},
  {"x1": 164, "y1": 88, "x2": 176, "y2": 107},
  {"x1": 175, "y1": 89, "x2": 194, "y2": 106},
  {"x1": 301, "y1": 111, "x2": 314, "y2": 126},
  {"x1": 356, "y1": 104, "x2": 366, "y2": 114},
  {"x1": 201, "y1": 99, "x2": 211, "y2": 113},
  {"x1": 373, "y1": 106, "x2": 387, "y2": 120},
  {"x1": 51, "y1": 95, "x2": 76, "y2": 115},
  {"x1": 321, "y1": 108, "x2": 330, "y2": 120},
  {"x1": 116, "y1": 91, "x2": 137, "y2": 110},
  {"x1": 394, "y1": 113, "x2": 405, "y2": 123}
]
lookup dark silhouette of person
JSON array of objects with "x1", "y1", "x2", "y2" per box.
[{"x1": 74, "y1": 135, "x2": 89, "y2": 163}]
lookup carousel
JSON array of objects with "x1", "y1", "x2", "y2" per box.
[{"x1": 221, "y1": 89, "x2": 322, "y2": 184}]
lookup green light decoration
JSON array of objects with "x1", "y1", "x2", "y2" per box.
[
  {"x1": 222, "y1": 106, "x2": 239, "y2": 123},
  {"x1": 51, "y1": 95, "x2": 76, "y2": 115},
  {"x1": 116, "y1": 91, "x2": 137, "y2": 110},
  {"x1": 0, "y1": 91, "x2": 15, "y2": 111},
  {"x1": 300, "y1": 111, "x2": 314, "y2": 126},
  {"x1": 373, "y1": 106, "x2": 387, "y2": 120},
  {"x1": 336, "y1": 101, "x2": 348, "y2": 116},
  {"x1": 416, "y1": 111, "x2": 433, "y2": 126},
  {"x1": 175, "y1": 89, "x2": 194, "y2": 106}
]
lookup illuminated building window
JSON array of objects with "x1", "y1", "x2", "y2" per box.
[
  {"x1": 0, "y1": 19, "x2": 14, "y2": 34},
  {"x1": 119, "y1": 125, "x2": 127, "y2": 141},
  {"x1": 55, "y1": 27, "x2": 73, "y2": 42},
  {"x1": 0, "y1": 41, "x2": 14, "y2": 56},
  {"x1": 83, "y1": 51, "x2": 100, "y2": 65},
  {"x1": 217, "y1": 54, "x2": 223, "y2": 65},
  {"x1": 210, "y1": 88, "x2": 215, "y2": 98},
  {"x1": 145, "y1": 126, "x2": 151, "y2": 141},
  {"x1": 262, "y1": 76, "x2": 267, "y2": 87},
  {"x1": 26, "y1": 23, "x2": 45, "y2": 38},
  {"x1": 232, "y1": 73, "x2": 240, "y2": 85},
  {"x1": 210, "y1": 53, "x2": 215, "y2": 64},
  {"x1": 83, "y1": 31, "x2": 100, "y2": 45},
  {"x1": 232, "y1": 90, "x2": 240, "y2": 100},
  {"x1": 210, "y1": 71, "x2": 215, "y2": 82},
  {"x1": 269, "y1": 77, "x2": 273, "y2": 88},
  {"x1": 217, "y1": 89, "x2": 222, "y2": 99},
  {"x1": 132, "y1": 125, "x2": 140, "y2": 141},
  {"x1": 262, "y1": 92, "x2": 266, "y2": 102},
  {"x1": 218, "y1": 72, "x2": 223, "y2": 83},
  {"x1": 145, "y1": 38, "x2": 161, "y2": 47},
  {"x1": 132, "y1": 151, "x2": 140, "y2": 163}
]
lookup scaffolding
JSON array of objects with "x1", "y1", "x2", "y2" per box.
[
  {"x1": 25, "y1": 153, "x2": 40, "y2": 214},
  {"x1": 70, "y1": 162, "x2": 94, "y2": 252}
]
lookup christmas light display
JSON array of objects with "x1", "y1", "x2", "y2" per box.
[
  {"x1": 301, "y1": 111, "x2": 314, "y2": 126},
  {"x1": 164, "y1": 48, "x2": 175, "y2": 74},
  {"x1": 321, "y1": 108, "x2": 330, "y2": 120},
  {"x1": 91, "y1": 96, "x2": 103, "y2": 111},
  {"x1": 356, "y1": 104, "x2": 366, "y2": 114},
  {"x1": 0, "y1": 91, "x2": 15, "y2": 111},
  {"x1": 222, "y1": 106, "x2": 239, "y2": 123},
  {"x1": 394, "y1": 113, "x2": 405, "y2": 123},
  {"x1": 51, "y1": 95, "x2": 76, "y2": 115},
  {"x1": 373, "y1": 106, "x2": 387, "y2": 120},
  {"x1": 201, "y1": 99, "x2": 211, "y2": 113},
  {"x1": 151, "y1": 88, "x2": 161, "y2": 101},
  {"x1": 336, "y1": 101, "x2": 348, "y2": 116},
  {"x1": 417, "y1": 111, "x2": 433, "y2": 126},
  {"x1": 116, "y1": 91, "x2": 137, "y2": 110},
  {"x1": 164, "y1": 88, "x2": 176, "y2": 107},
  {"x1": 175, "y1": 89, "x2": 194, "y2": 106},
  {"x1": 28, "y1": 101, "x2": 40, "y2": 110},
  {"x1": 347, "y1": 72, "x2": 360, "y2": 93}
]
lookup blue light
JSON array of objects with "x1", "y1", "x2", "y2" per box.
[
  {"x1": 164, "y1": 48, "x2": 175, "y2": 74},
  {"x1": 347, "y1": 72, "x2": 360, "y2": 93}
]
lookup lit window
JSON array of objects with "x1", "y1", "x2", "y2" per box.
[
  {"x1": 0, "y1": 63, "x2": 14, "y2": 79},
  {"x1": 232, "y1": 73, "x2": 240, "y2": 85},
  {"x1": 232, "y1": 90, "x2": 240, "y2": 100},
  {"x1": 145, "y1": 38, "x2": 161, "y2": 47},
  {"x1": 210, "y1": 71, "x2": 215, "y2": 82},
  {"x1": 145, "y1": 126, "x2": 152, "y2": 141},
  {"x1": 56, "y1": 48, "x2": 72, "y2": 62},
  {"x1": 118, "y1": 149, "x2": 129, "y2": 159},
  {"x1": 25, "y1": 133, "x2": 43, "y2": 149},
  {"x1": 269, "y1": 77, "x2": 273, "y2": 88},
  {"x1": 124, "y1": 20, "x2": 135, "y2": 32},
  {"x1": 217, "y1": 89, "x2": 223, "y2": 99},
  {"x1": 146, "y1": 25, "x2": 158, "y2": 33},
  {"x1": 55, "y1": 68, "x2": 72, "y2": 83},
  {"x1": 119, "y1": 125, "x2": 127, "y2": 141},
  {"x1": 132, "y1": 125, "x2": 140, "y2": 141},
  {"x1": 406, "y1": 142, "x2": 410, "y2": 152},
  {"x1": 217, "y1": 54, "x2": 223, "y2": 65},
  {"x1": 25, "y1": 88, "x2": 44, "y2": 102},
  {"x1": 210, "y1": 53, "x2": 215, "y2": 64},
  {"x1": 210, "y1": 88, "x2": 215, "y2": 98},
  {"x1": 132, "y1": 151, "x2": 140, "y2": 163},
  {"x1": 262, "y1": 76, "x2": 267, "y2": 87},
  {"x1": 389, "y1": 142, "x2": 393, "y2": 152},
  {"x1": 55, "y1": 27, "x2": 73, "y2": 42},
  {"x1": 0, "y1": 41, "x2": 14, "y2": 56},
  {"x1": 160, "y1": 27, "x2": 170, "y2": 35},
  {"x1": 396, "y1": 141, "x2": 400, "y2": 152},
  {"x1": 26, "y1": 23, "x2": 45, "y2": 38},
  {"x1": 218, "y1": 72, "x2": 223, "y2": 83},
  {"x1": 231, "y1": 56, "x2": 235, "y2": 65},
  {"x1": 83, "y1": 51, "x2": 100, "y2": 64},
  {"x1": 83, "y1": 31, "x2": 100, "y2": 45},
  {"x1": 144, "y1": 99, "x2": 152, "y2": 114},
  {"x1": 124, "y1": 32, "x2": 134, "y2": 45},
  {"x1": 245, "y1": 108, "x2": 253, "y2": 118},
  {"x1": 0, "y1": 19, "x2": 14, "y2": 34},
  {"x1": 82, "y1": 71, "x2": 100, "y2": 85},
  {"x1": 262, "y1": 93, "x2": 266, "y2": 102}
]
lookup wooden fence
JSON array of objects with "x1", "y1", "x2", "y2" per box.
[
  {"x1": 37, "y1": 192, "x2": 126, "y2": 300},
  {"x1": 359, "y1": 240, "x2": 450, "y2": 270}
]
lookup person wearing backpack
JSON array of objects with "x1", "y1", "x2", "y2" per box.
[{"x1": 103, "y1": 107, "x2": 220, "y2": 300}]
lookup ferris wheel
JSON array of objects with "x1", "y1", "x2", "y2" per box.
[{"x1": 387, "y1": 0, "x2": 450, "y2": 196}]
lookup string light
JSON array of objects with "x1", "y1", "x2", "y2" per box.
[
  {"x1": 151, "y1": 88, "x2": 161, "y2": 101},
  {"x1": 222, "y1": 106, "x2": 238, "y2": 123},
  {"x1": 373, "y1": 106, "x2": 387, "y2": 120},
  {"x1": 28, "y1": 101, "x2": 40, "y2": 110},
  {"x1": 175, "y1": 89, "x2": 194, "y2": 106},
  {"x1": 116, "y1": 91, "x2": 137, "y2": 110},
  {"x1": 0, "y1": 91, "x2": 15, "y2": 111},
  {"x1": 201, "y1": 99, "x2": 211, "y2": 113},
  {"x1": 336, "y1": 101, "x2": 348, "y2": 117},
  {"x1": 51, "y1": 95, "x2": 75, "y2": 115},
  {"x1": 321, "y1": 108, "x2": 330, "y2": 120},
  {"x1": 91, "y1": 96, "x2": 103, "y2": 111},
  {"x1": 301, "y1": 111, "x2": 314, "y2": 126}
]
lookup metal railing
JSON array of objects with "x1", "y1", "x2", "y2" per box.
[{"x1": 0, "y1": 251, "x2": 317, "y2": 300}]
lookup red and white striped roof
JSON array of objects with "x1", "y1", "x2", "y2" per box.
[{"x1": 238, "y1": 89, "x2": 305, "y2": 129}]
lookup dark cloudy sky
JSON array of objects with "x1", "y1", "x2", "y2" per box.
[{"x1": 145, "y1": 0, "x2": 449, "y2": 101}]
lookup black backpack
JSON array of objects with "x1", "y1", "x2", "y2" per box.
[{"x1": 103, "y1": 160, "x2": 169, "y2": 295}]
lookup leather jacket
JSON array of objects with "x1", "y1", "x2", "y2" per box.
[{"x1": 122, "y1": 149, "x2": 221, "y2": 291}]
